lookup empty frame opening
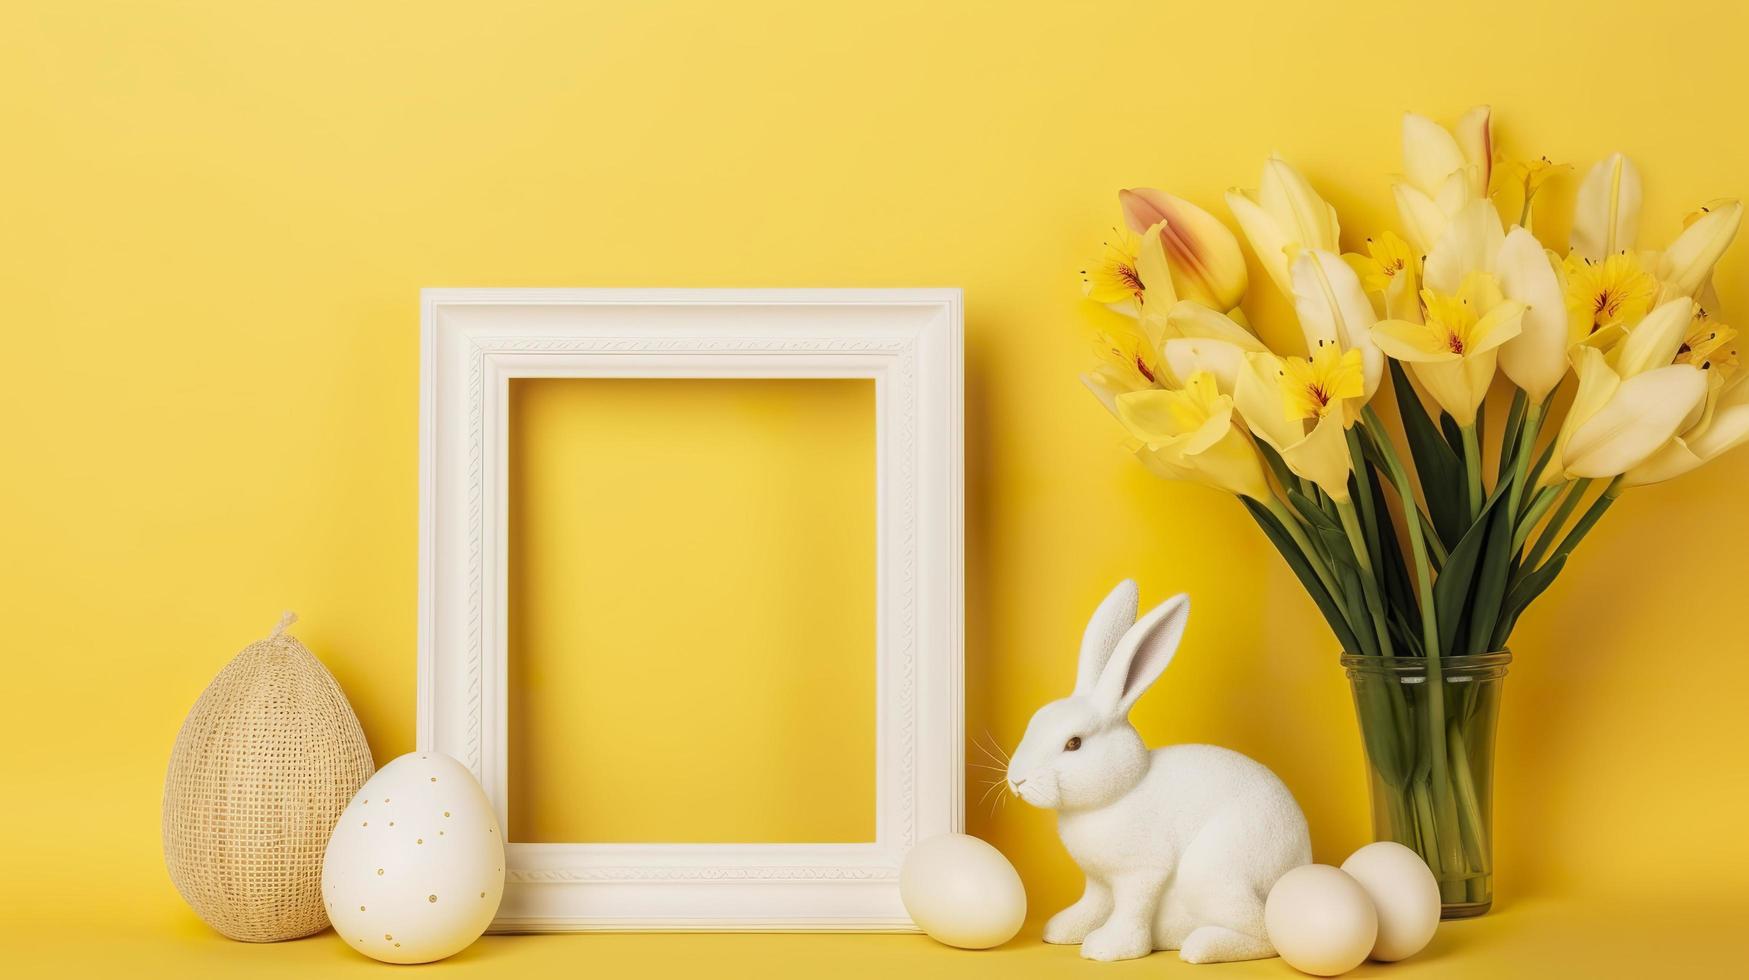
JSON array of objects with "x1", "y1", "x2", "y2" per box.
[{"x1": 507, "y1": 378, "x2": 877, "y2": 844}]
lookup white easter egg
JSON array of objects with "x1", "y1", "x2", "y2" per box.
[
  {"x1": 1264, "y1": 864, "x2": 1377, "y2": 977},
  {"x1": 1341, "y1": 841, "x2": 1440, "y2": 961},
  {"x1": 322, "y1": 752, "x2": 505, "y2": 963},
  {"x1": 899, "y1": 833, "x2": 1025, "y2": 949}
]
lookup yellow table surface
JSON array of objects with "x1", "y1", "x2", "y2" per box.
[{"x1": 12, "y1": 897, "x2": 1733, "y2": 978}]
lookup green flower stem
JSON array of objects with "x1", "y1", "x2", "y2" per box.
[
  {"x1": 1337, "y1": 496, "x2": 1394, "y2": 659},
  {"x1": 1524, "y1": 478, "x2": 1591, "y2": 571},
  {"x1": 1265, "y1": 495, "x2": 1343, "y2": 608},
  {"x1": 1448, "y1": 718, "x2": 1488, "y2": 872},
  {"x1": 1461, "y1": 424, "x2": 1484, "y2": 521},
  {"x1": 1513, "y1": 483, "x2": 1562, "y2": 552},
  {"x1": 1504, "y1": 402, "x2": 1544, "y2": 523},
  {"x1": 1362, "y1": 406, "x2": 1464, "y2": 875},
  {"x1": 1546, "y1": 476, "x2": 1624, "y2": 564}
]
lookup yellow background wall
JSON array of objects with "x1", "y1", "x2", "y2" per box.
[{"x1": 4, "y1": 0, "x2": 1748, "y2": 959}]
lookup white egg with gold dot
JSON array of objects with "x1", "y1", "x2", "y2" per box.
[{"x1": 322, "y1": 752, "x2": 504, "y2": 963}]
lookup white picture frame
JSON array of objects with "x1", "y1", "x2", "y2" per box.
[{"x1": 416, "y1": 288, "x2": 964, "y2": 932}]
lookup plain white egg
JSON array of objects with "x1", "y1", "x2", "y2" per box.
[
  {"x1": 322, "y1": 752, "x2": 505, "y2": 963},
  {"x1": 1264, "y1": 864, "x2": 1378, "y2": 977},
  {"x1": 899, "y1": 833, "x2": 1025, "y2": 949},
  {"x1": 1341, "y1": 841, "x2": 1441, "y2": 961}
]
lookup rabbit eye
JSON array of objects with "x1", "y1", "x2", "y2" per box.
[{"x1": 1064, "y1": 736, "x2": 1082, "y2": 752}]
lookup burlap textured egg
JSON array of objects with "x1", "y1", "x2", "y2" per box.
[{"x1": 162, "y1": 613, "x2": 375, "y2": 941}]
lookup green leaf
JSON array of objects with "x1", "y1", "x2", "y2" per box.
[
  {"x1": 1243, "y1": 497, "x2": 1365, "y2": 655},
  {"x1": 1498, "y1": 388, "x2": 1528, "y2": 478},
  {"x1": 1466, "y1": 495, "x2": 1517, "y2": 655},
  {"x1": 1430, "y1": 479, "x2": 1511, "y2": 657},
  {"x1": 1389, "y1": 361, "x2": 1469, "y2": 550},
  {"x1": 1492, "y1": 554, "x2": 1568, "y2": 648}
]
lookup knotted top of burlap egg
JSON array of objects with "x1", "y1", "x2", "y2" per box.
[{"x1": 162, "y1": 613, "x2": 375, "y2": 942}]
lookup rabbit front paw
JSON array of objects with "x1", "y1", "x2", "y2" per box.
[
  {"x1": 1043, "y1": 904, "x2": 1107, "y2": 945},
  {"x1": 1079, "y1": 920, "x2": 1153, "y2": 961}
]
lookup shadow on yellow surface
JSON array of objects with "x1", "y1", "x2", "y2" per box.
[{"x1": 11, "y1": 898, "x2": 1734, "y2": 978}]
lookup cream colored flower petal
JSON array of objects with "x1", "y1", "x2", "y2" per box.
[
  {"x1": 1564, "y1": 364, "x2": 1707, "y2": 478},
  {"x1": 1134, "y1": 222, "x2": 1179, "y2": 311},
  {"x1": 1541, "y1": 347, "x2": 1621, "y2": 487},
  {"x1": 1291, "y1": 249, "x2": 1384, "y2": 398},
  {"x1": 1394, "y1": 182, "x2": 1446, "y2": 257},
  {"x1": 1371, "y1": 319, "x2": 1462, "y2": 363},
  {"x1": 1280, "y1": 408, "x2": 1353, "y2": 500},
  {"x1": 1571, "y1": 153, "x2": 1642, "y2": 260},
  {"x1": 1226, "y1": 188, "x2": 1294, "y2": 297},
  {"x1": 1454, "y1": 106, "x2": 1493, "y2": 198},
  {"x1": 1258, "y1": 156, "x2": 1338, "y2": 252},
  {"x1": 1081, "y1": 370, "x2": 1129, "y2": 419},
  {"x1": 1115, "y1": 388, "x2": 1189, "y2": 446},
  {"x1": 1412, "y1": 357, "x2": 1488, "y2": 427},
  {"x1": 1657, "y1": 199, "x2": 1742, "y2": 299},
  {"x1": 1162, "y1": 338, "x2": 1245, "y2": 395},
  {"x1": 1383, "y1": 264, "x2": 1423, "y2": 323},
  {"x1": 1423, "y1": 199, "x2": 1505, "y2": 295},
  {"x1": 1496, "y1": 228, "x2": 1569, "y2": 403},
  {"x1": 1614, "y1": 297, "x2": 1696, "y2": 377},
  {"x1": 1466, "y1": 301, "x2": 1527, "y2": 356},
  {"x1": 1233, "y1": 350, "x2": 1300, "y2": 449},
  {"x1": 1623, "y1": 376, "x2": 1749, "y2": 485},
  {"x1": 1162, "y1": 301, "x2": 1268, "y2": 350},
  {"x1": 1403, "y1": 112, "x2": 1467, "y2": 196}
]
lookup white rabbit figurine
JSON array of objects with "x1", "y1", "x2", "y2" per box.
[{"x1": 1006, "y1": 580, "x2": 1311, "y2": 964}]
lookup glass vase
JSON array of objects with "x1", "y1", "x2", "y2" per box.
[{"x1": 1342, "y1": 651, "x2": 1509, "y2": 918}]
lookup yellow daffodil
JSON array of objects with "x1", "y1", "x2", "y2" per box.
[
  {"x1": 1292, "y1": 249, "x2": 1385, "y2": 400},
  {"x1": 1491, "y1": 155, "x2": 1572, "y2": 209},
  {"x1": 1116, "y1": 371, "x2": 1271, "y2": 500},
  {"x1": 1395, "y1": 107, "x2": 1492, "y2": 254},
  {"x1": 1118, "y1": 188, "x2": 1249, "y2": 311},
  {"x1": 1570, "y1": 153, "x2": 1641, "y2": 260},
  {"x1": 1235, "y1": 351, "x2": 1356, "y2": 501},
  {"x1": 1622, "y1": 368, "x2": 1749, "y2": 486},
  {"x1": 1544, "y1": 298, "x2": 1710, "y2": 483},
  {"x1": 1565, "y1": 251, "x2": 1658, "y2": 347},
  {"x1": 1082, "y1": 227, "x2": 1146, "y2": 313},
  {"x1": 1225, "y1": 156, "x2": 1340, "y2": 297},
  {"x1": 1372, "y1": 273, "x2": 1526, "y2": 426},
  {"x1": 1354, "y1": 232, "x2": 1418, "y2": 296},
  {"x1": 1495, "y1": 226, "x2": 1570, "y2": 404},
  {"x1": 1674, "y1": 308, "x2": 1738, "y2": 377},
  {"x1": 1148, "y1": 301, "x2": 1270, "y2": 394},
  {"x1": 1490, "y1": 154, "x2": 1573, "y2": 233},
  {"x1": 1656, "y1": 199, "x2": 1743, "y2": 299},
  {"x1": 1082, "y1": 318, "x2": 1164, "y2": 416},
  {"x1": 1281, "y1": 345, "x2": 1366, "y2": 422}
]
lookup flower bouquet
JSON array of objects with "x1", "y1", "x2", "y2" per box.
[{"x1": 1078, "y1": 107, "x2": 1744, "y2": 916}]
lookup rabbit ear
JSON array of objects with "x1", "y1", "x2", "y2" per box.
[
  {"x1": 1093, "y1": 593, "x2": 1190, "y2": 718},
  {"x1": 1074, "y1": 580, "x2": 1139, "y2": 696}
]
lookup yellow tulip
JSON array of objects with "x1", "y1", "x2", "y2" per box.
[
  {"x1": 1118, "y1": 188, "x2": 1249, "y2": 311},
  {"x1": 1622, "y1": 368, "x2": 1749, "y2": 486},
  {"x1": 1495, "y1": 226, "x2": 1570, "y2": 404},
  {"x1": 1395, "y1": 108, "x2": 1491, "y2": 254},
  {"x1": 1657, "y1": 199, "x2": 1742, "y2": 299},
  {"x1": 1371, "y1": 273, "x2": 1526, "y2": 426},
  {"x1": 1235, "y1": 351, "x2": 1356, "y2": 501},
  {"x1": 1422, "y1": 198, "x2": 1505, "y2": 296},
  {"x1": 1115, "y1": 371, "x2": 1271, "y2": 500},
  {"x1": 1545, "y1": 298, "x2": 1710, "y2": 483},
  {"x1": 1226, "y1": 156, "x2": 1340, "y2": 297},
  {"x1": 1291, "y1": 249, "x2": 1384, "y2": 400},
  {"x1": 1570, "y1": 153, "x2": 1641, "y2": 261}
]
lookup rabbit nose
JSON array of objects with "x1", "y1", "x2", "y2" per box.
[{"x1": 1010, "y1": 777, "x2": 1027, "y2": 789}]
